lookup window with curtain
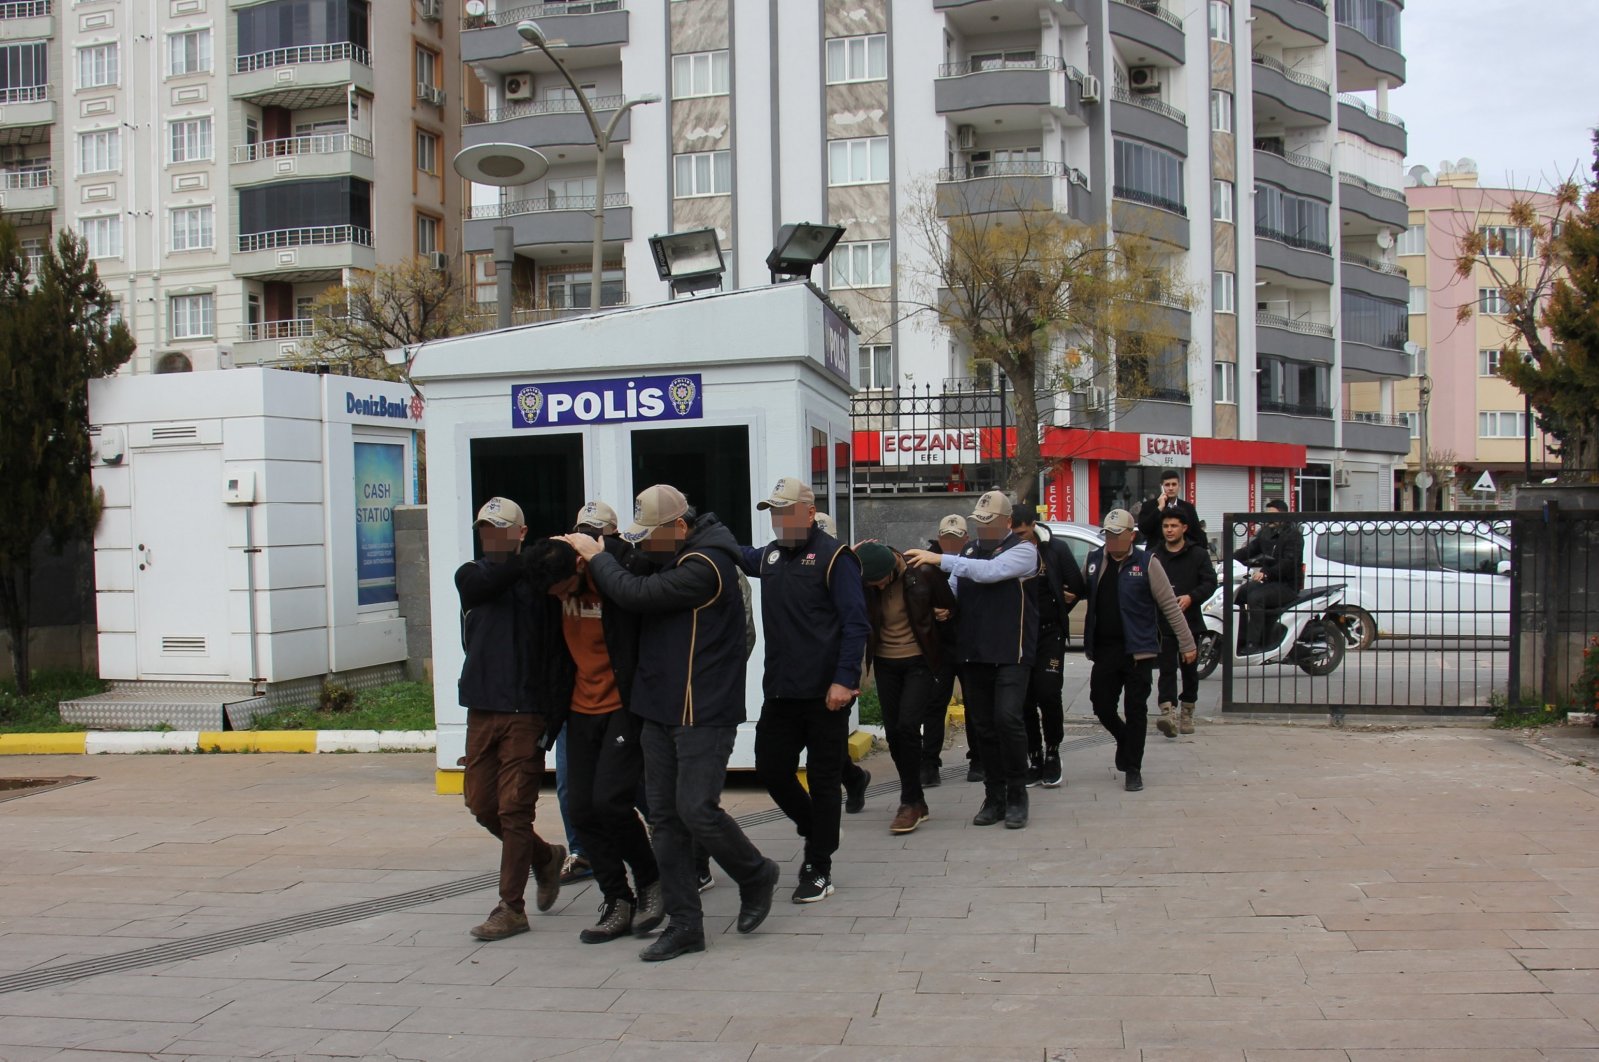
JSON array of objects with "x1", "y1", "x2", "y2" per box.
[{"x1": 1113, "y1": 138, "x2": 1185, "y2": 213}]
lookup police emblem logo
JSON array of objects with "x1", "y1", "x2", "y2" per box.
[
  {"x1": 515, "y1": 385, "x2": 544, "y2": 424},
  {"x1": 484, "y1": 499, "x2": 502, "y2": 515},
  {"x1": 767, "y1": 549, "x2": 781, "y2": 565},
  {"x1": 668, "y1": 376, "x2": 698, "y2": 416}
]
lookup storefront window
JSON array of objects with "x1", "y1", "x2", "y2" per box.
[
  {"x1": 1097, "y1": 462, "x2": 1170, "y2": 533},
  {"x1": 1297, "y1": 463, "x2": 1332, "y2": 513}
]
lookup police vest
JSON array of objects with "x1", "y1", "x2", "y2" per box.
[
  {"x1": 954, "y1": 531, "x2": 1040, "y2": 666},
  {"x1": 757, "y1": 526, "x2": 851, "y2": 699},
  {"x1": 1083, "y1": 546, "x2": 1162, "y2": 658}
]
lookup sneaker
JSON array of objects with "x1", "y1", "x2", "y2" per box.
[
  {"x1": 470, "y1": 902, "x2": 529, "y2": 941},
  {"x1": 639, "y1": 921, "x2": 705, "y2": 963},
  {"x1": 890, "y1": 802, "x2": 929, "y2": 835},
  {"x1": 633, "y1": 879, "x2": 665, "y2": 936},
  {"x1": 971, "y1": 797, "x2": 1005, "y2": 827},
  {"x1": 792, "y1": 863, "x2": 835, "y2": 904},
  {"x1": 533, "y1": 844, "x2": 566, "y2": 913},
  {"x1": 844, "y1": 768, "x2": 871, "y2": 814},
  {"x1": 697, "y1": 869, "x2": 715, "y2": 893},
  {"x1": 559, "y1": 853, "x2": 593, "y2": 885},
  {"x1": 1025, "y1": 752, "x2": 1044, "y2": 788},
  {"x1": 736, "y1": 859, "x2": 781, "y2": 932},
  {"x1": 1040, "y1": 747, "x2": 1063, "y2": 789},
  {"x1": 580, "y1": 897, "x2": 634, "y2": 944},
  {"x1": 1124, "y1": 770, "x2": 1144, "y2": 793},
  {"x1": 920, "y1": 763, "x2": 942, "y2": 789}
]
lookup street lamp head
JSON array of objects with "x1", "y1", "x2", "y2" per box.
[
  {"x1": 516, "y1": 20, "x2": 546, "y2": 46},
  {"x1": 453, "y1": 142, "x2": 551, "y2": 187},
  {"x1": 636, "y1": 93, "x2": 663, "y2": 105}
]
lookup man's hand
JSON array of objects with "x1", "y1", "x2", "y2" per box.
[
  {"x1": 1181, "y1": 649, "x2": 1198, "y2": 664},
  {"x1": 559, "y1": 533, "x2": 604, "y2": 562},
  {"x1": 1177, "y1": 594, "x2": 1193, "y2": 611},
  {"x1": 1063, "y1": 591, "x2": 1079, "y2": 605},
  {"x1": 933, "y1": 607, "x2": 951, "y2": 622},
  {"x1": 825, "y1": 683, "x2": 856, "y2": 711},
  {"x1": 903, "y1": 548, "x2": 942, "y2": 569}
]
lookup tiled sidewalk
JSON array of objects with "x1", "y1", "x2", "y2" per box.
[{"x1": 2, "y1": 723, "x2": 1599, "y2": 1060}]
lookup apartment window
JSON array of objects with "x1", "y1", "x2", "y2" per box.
[
  {"x1": 1408, "y1": 285, "x2": 1426, "y2": 314},
  {"x1": 1479, "y1": 225, "x2": 1535, "y2": 258},
  {"x1": 1479, "y1": 287, "x2": 1508, "y2": 315},
  {"x1": 415, "y1": 45, "x2": 438, "y2": 89},
  {"x1": 0, "y1": 42, "x2": 47, "y2": 97},
  {"x1": 1479, "y1": 348, "x2": 1524, "y2": 376},
  {"x1": 1213, "y1": 271, "x2": 1236, "y2": 313},
  {"x1": 1401, "y1": 411, "x2": 1419, "y2": 438},
  {"x1": 1213, "y1": 360, "x2": 1237, "y2": 404},
  {"x1": 1479, "y1": 410, "x2": 1526, "y2": 438},
  {"x1": 547, "y1": 267, "x2": 625, "y2": 309},
  {"x1": 1212, "y1": 179, "x2": 1234, "y2": 223},
  {"x1": 168, "y1": 29, "x2": 213, "y2": 76},
  {"x1": 170, "y1": 206, "x2": 214, "y2": 252},
  {"x1": 1208, "y1": 0, "x2": 1232, "y2": 41},
  {"x1": 1255, "y1": 183, "x2": 1331, "y2": 251},
  {"x1": 828, "y1": 137, "x2": 890, "y2": 185},
  {"x1": 857, "y1": 344, "x2": 893, "y2": 390},
  {"x1": 80, "y1": 215, "x2": 122, "y2": 259},
  {"x1": 417, "y1": 214, "x2": 440, "y2": 256},
  {"x1": 1397, "y1": 223, "x2": 1425, "y2": 256},
  {"x1": 830, "y1": 240, "x2": 891, "y2": 289},
  {"x1": 77, "y1": 43, "x2": 118, "y2": 89},
  {"x1": 1335, "y1": 0, "x2": 1402, "y2": 50},
  {"x1": 170, "y1": 293, "x2": 214, "y2": 340},
  {"x1": 673, "y1": 150, "x2": 731, "y2": 197},
  {"x1": 77, "y1": 129, "x2": 121, "y2": 175},
  {"x1": 1342, "y1": 291, "x2": 1409, "y2": 350},
  {"x1": 169, "y1": 117, "x2": 213, "y2": 163},
  {"x1": 672, "y1": 50, "x2": 729, "y2": 98},
  {"x1": 415, "y1": 130, "x2": 438, "y2": 175},
  {"x1": 1210, "y1": 90, "x2": 1233, "y2": 133},
  {"x1": 1113, "y1": 138, "x2": 1184, "y2": 213},
  {"x1": 826, "y1": 35, "x2": 887, "y2": 84}
]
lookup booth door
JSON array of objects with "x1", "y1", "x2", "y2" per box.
[
  {"x1": 470, "y1": 434, "x2": 585, "y2": 540},
  {"x1": 630, "y1": 425, "x2": 753, "y2": 546},
  {"x1": 133, "y1": 448, "x2": 232, "y2": 678}
]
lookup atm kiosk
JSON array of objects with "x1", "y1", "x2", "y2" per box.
[{"x1": 406, "y1": 283, "x2": 858, "y2": 790}]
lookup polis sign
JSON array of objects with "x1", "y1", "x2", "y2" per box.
[
  {"x1": 1139, "y1": 433, "x2": 1192, "y2": 468},
  {"x1": 878, "y1": 429, "x2": 982, "y2": 466},
  {"x1": 510, "y1": 373, "x2": 704, "y2": 429}
]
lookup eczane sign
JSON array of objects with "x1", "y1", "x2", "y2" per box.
[
  {"x1": 1139, "y1": 433, "x2": 1192, "y2": 467},
  {"x1": 878, "y1": 429, "x2": 982, "y2": 466}
]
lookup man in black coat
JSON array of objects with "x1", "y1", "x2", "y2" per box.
[
  {"x1": 1137, "y1": 468, "x2": 1206, "y2": 550},
  {"x1": 1149, "y1": 509, "x2": 1218, "y2": 738},
  {"x1": 1235, "y1": 499, "x2": 1304, "y2": 652},
  {"x1": 1011, "y1": 504, "x2": 1086, "y2": 789}
]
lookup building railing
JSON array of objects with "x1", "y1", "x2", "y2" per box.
[
  {"x1": 232, "y1": 133, "x2": 374, "y2": 163},
  {"x1": 1, "y1": 166, "x2": 50, "y2": 189},
  {"x1": 1340, "y1": 250, "x2": 1405, "y2": 276},
  {"x1": 1259, "y1": 399, "x2": 1332, "y2": 418},
  {"x1": 1251, "y1": 53, "x2": 1331, "y2": 93},
  {"x1": 1293, "y1": 0, "x2": 1327, "y2": 9},
  {"x1": 235, "y1": 42, "x2": 371, "y2": 74},
  {"x1": 938, "y1": 55, "x2": 1065, "y2": 78},
  {"x1": 1113, "y1": 185, "x2": 1186, "y2": 216},
  {"x1": 938, "y1": 160, "x2": 1068, "y2": 181},
  {"x1": 464, "y1": 0, "x2": 623, "y2": 29},
  {"x1": 1110, "y1": 0, "x2": 1182, "y2": 29},
  {"x1": 465, "y1": 94, "x2": 628, "y2": 125},
  {"x1": 1111, "y1": 84, "x2": 1187, "y2": 123},
  {"x1": 1344, "y1": 409, "x2": 1408, "y2": 428},
  {"x1": 1257, "y1": 311, "x2": 1334, "y2": 337},
  {"x1": 0, "y1": 83, "x2": 49, "y2": 105},
  {"x1": 465, "y1": 192, "x2": 630, "y2": 220},
  {"x1": 1338, "y1": 170, "x2": 1407, "y2": 202},
  {"x1": 1337, "y1": 92, "x2": 1405, "y2": 128},
  {"x1": 0, "y1": 0, "x2": 50, "y2": 18},
  {"x1": 465, "y1": 294, "x2": 632, "y2": 329},
  {"x1": 1141, "y1": 386, "x2": 1191, "y2": 403},
  {"x1": 1257, "y1": 224, "x2": 1332, "y2": 255},
  {"x1": 1255, "y1": 140, "x2": 1333, "y2": 174},
  {"x1": 236, "y1": 225, "x2": 374, "y2": 253},
  {"x1": 242, "y1": 318, "x2": 318, "y2": 342}
]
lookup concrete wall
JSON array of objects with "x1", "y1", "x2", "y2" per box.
[{"x1": 394, "y1": 505, "x2": 432, "y2": 684}]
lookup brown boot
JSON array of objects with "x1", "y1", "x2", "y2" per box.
[
  {"x1": 890, "y1": 802, "x2": 929, "y2": 835},
  {"x1": 533, "y1": 844, "x2": 566, "y2": 913},
  {"x1": 1179, "y1": 702, "x2": 1196, "y2": 735},
  {"x1": 470, "y1": 902, "x2": 529, "y2": 941},
  {"x1": 1155, "y1": 702, "x2": 1177, "y2": 738}
]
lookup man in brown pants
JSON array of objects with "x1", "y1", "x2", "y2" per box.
[{"x1": 454, "y1": 497, "x2": 574, "y2": 940}]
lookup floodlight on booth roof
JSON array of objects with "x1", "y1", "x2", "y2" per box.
[
  {"x1": 648, "y1": 228, "x2": 727, "y2": 296},
  {"x1": 452, "y1": 142, "x2": 550, "y2": 187},
  {"x1": 765, "y1": 222, "x2": 846, "y2": 282}
]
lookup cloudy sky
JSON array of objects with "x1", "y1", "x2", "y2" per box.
[{"x1": 1392, "y1": 0, "x2": 1599, "y2": 188}]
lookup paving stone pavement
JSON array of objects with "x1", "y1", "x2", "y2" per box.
[{"x1": 3, "y1": 723, "x2": 1599, "y2": 1060}]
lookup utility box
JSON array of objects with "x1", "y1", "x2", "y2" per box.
[{"x1": 405, "y1": 283, "x2": 858, "y2": 788}]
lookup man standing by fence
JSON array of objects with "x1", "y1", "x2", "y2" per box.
[{"x1": 1150, "y1": 509, "x2": 1216, "y2": 739}]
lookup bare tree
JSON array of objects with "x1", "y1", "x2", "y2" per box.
[{"x1": 300, "y1": 256, "x2": 476, "y2": 381}]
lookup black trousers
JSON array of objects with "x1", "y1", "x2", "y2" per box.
[
  {"x1": 640, "y1": 721, "x2": 768, "y2": 933},
  {"x1": 755, "y1": 697, "x2": 848, "y2": 874},
  {"x1": 1238, "y1": 581, "x2": 1298, "y2": 649},
  {"x1": 873, "y1": 654, "x2": 938, "y2": 806},
  {"x1": 924, "y1": 655, "x2": 957, "y2": 770},
  {"x1": 1157, "y1": 622, "x2": 1202, "y2": 704},
  {"x1": 959, "y1": 662, "x2": 1031, "y2": 801},
  {"x1": 1024, "y1": 626, "x2": 1067, "y2": 755},
  {"x1": 1089, "y1": 645, "x2": 1154, "y2": 774},
  {"x1": 564, "y1": 709, "x2": 657, "y2": 905}
]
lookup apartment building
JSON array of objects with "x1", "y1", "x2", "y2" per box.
[
  {"x1": 0, "y1": 0, "x2": 461, "y2": 374},
  {"x1": 1351, "y1": 160, "x2": 1561, "y2": 510},
  {"x1": 458, "y1": 0, "x2": 1413, "y2": 522}
]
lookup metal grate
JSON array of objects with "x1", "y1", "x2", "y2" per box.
[{"x1": 160, "y1": 636, "x2": 207, "y2": 655}]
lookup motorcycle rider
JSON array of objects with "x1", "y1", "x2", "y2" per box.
[{"x1": 1234, "y1": 499, "x2": 1304, "y2": 653}]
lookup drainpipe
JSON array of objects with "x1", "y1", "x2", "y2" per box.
[{"x1": 243, "y1": 502, "x2": 263, "y2": 695}]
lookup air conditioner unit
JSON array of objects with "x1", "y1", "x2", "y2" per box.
[
  {"x1": 503, "y1": 74, "x2": 534, "y2": 101},
  {"x1": 1078, "y1": 74, "x2": 1101, "y2": 103},
  {"x1": 1128, "y1": 66, "x2": 1162, "y2": 94},
  {"x1": 428, "y1": 251, "x2": 450, "y2": 271},
  {"x1": 1083, "y1": 384, "x2": 1107, "y2": 412},
  {"x1": 426, "y1": 86, "x2": 446, "y2": 106},
  {"x1": 1333, "y1": 465, "x2": 1351, "y2": 487},
  {"x1": 955, "y1": 124, "x2": 977, "y2": 150},
  {"x1": 417, "y1": 82, "x2": 446, "y2": 105},
  {"x1": 419, "y1": 0, "x2": 442, "y2": 21}
]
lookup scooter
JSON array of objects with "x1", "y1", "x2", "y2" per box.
[{"x1": 1193, "y1": 563, "x2": 1348, "y2": 679}]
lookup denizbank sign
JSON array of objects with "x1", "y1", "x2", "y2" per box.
[
  {"x1": 346, "y1": 392, "x2": 419, "y2": 421},
  {"x1": 511, "y1": 373, "x2": 704, "y2": 429}
]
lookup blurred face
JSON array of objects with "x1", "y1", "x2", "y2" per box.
[
  {"x1": 974, "y1": 518, "x2": 1008, "y2": 543},
  {"x1": 477, "y1": 523, "x2": 527, "y2": 558},
  {"x1": 1104, "y1": 527, "x2": 1136, "y2": 559},
  {"x1": 1162, "y1": 516, "x2": 1186, "y2": 546},
  {"x1": 546, "y1": 573, "x2": 582, "y2": 599},
  {"x1": 771, "y1": 504, "x2": 815, "y2": 547},
  {"x1": 641, "y1": 518, "x2": 689, "y2": 558},
  {"x1": 938, "y1": 532, "x2": 966, "y2": 554},
  {"x1": 1162, "y1": 477, "x2": 1180, "y2": 500}
]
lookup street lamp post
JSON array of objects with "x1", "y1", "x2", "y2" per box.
[{"x1": 517, "y1": 20, "x2": 659, "y2": 311}]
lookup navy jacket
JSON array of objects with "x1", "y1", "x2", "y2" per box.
[
  {"x1": 1082, "y1": 545, "x2": 1196, "y2": 661},
  {"x1": 740, "y1": 523, "x2": 869, "y2": 699}
]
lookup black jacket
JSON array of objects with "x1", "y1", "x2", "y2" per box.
[
  {"x1": 454, "y1": 551, "x2": 575, "y2": 741},
  {"x1": 864, "y1": 553, "x2": 958, "y2": 673},
  {"x1": 1149, "y1": 538, "x2": 1218, "y2": 636},
  {"x1": 1137, "y1": 495, "x2": 1207, "y2": 549},
  {"x1": 741, "y1": 524, "x2": 869, "y2": 699},
  {"x1": 587, "y1": 513, "x2": 748, "y2": 728},
  {"x1": 1034, "y1": 525, "x2": 1087, "y2": 635},
  {"x1": 1237, "y1": 522, "x2": 1304, "y2": 590}
]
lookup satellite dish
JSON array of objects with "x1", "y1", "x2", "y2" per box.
[
  {"x1": 465, "y1": 0, "x2": 486, "y2": 14},
  {"x1": 1375, "y1": 230, "x2": 1393, "y2": 249},
  {"x1": 1457, "y1": 157, "x2": 1478, "y2": 174},
  {"x1": 1407, "y1": 164, "x2": 1435, "y2": 187},
  {"x1": 1437, "y1": 160, "x2": 1455, "y2": 175}
]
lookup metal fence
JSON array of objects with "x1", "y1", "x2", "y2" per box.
[
  {"x1": 850, "y1": 383, "x2": 1011, "y2": 494},
  {"x1": 1509, "y1": 504, "x2": 1599, "y2": 709}
]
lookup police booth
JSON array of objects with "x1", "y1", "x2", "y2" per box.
[{"x1": 406, "y1": 283, "x2": 858, "y2": 790}]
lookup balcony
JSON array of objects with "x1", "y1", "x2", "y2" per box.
[
  {"x1": 1341, "y1": 337, "x2": 1408, "y2": 378},
  {"x1": 1253, "y1": 145, "x2": 1332, "y2": 201},
  {"x1": 1112, "y1": 187, "x2": 1189, "y2": 249},
  {"x1": 235, "y1": 318, "x2": 319, "y2": 365},
  {"x1": 1118, "y1": 391, "x2": 1193, "y2": 434},
  {"x1": 1249, "y1": 0, "x2": 1329, "y2": 42},
  {"x1": 462, "y1": 1, "x2": 628, "y2": 68},
  {"x1": 1338, "y1": 170, "x2": 1408, "y2": 230},
  {"x1": 934, "y1": 57, "x2": 1082, "y2": 123},
  {"x1": 1108, "y1": 0, "x2": 1185, "y2": 64},
  {"x1": 1342, "y1": 409, "x2": 1411, "y2": 454},
  {"x1": 232, "y1": 225, "x2": 376, "y2": 280},
  {"x1": 1258, "y1": 401, "x2": 1335, "y2": 447},
  {"x1": 464, "y1": 95, "x2": 632, "y2": 152},
  {"x1": 1256, "y1": 310, "x2": 1334, "y2": 364},
  {"x1": 1111, "y1": 85, "x2": 1187, "y2": 156},
  {"x1": 1339, "y1": 249, "x2": 1408, "y2": 301},
  {"x1": 1337, "y1": 93, "x2": 1406, "y2": 155},
  {"x1": 0, "y1": 0, "x2": 53, "y2": 41},
  {"x1": 1256, "y1": 226, "x2": 1334, "y2": 284},
  {"x1": 231, "y1": 133, "x2": 375, "y2": 186},
  {"x1": 0, "y1": 84, "x2": 53, "y2": 140},
  {"x1": 1334, "y1": 8, "x2": 1405, "y2": 90},
  {"x1": 231, "y1": 43, "x2": 375, "y2": 109},
  {"x1": 1250, "y1": 54, "x2": 1331, "y2": 124},
  {"x1": 463, "y1": 193, "x2": 632, "y2": 253},
  {"x1": 0, "y1": 166, "x2": 53, "y2": 221},
  {"x1": 935, "y1": 161, "x2": 1089, "y2": 222},
  {"x1": 465, "y1": 295, "x2": 632, "y2": 332}
]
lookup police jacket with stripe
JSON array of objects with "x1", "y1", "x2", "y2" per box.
[
  {"x1": 586, "y1": 514, "x2": 748, "y2": 728},
  {"x1": 1082, "y1": 545, "x2": 1195, "y2": 661},
  {"x1": 741, "y1": 524, "x2": 868, "y2": 700},
  {"x1": 953, "y1": 532, "x2": 1041, "y2": 666},
  {"x1": 454, "y1": 552, "x2": 576, "y2": 739}
]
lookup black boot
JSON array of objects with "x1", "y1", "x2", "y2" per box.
[
  {"x1": 1004, "y1": 785, "x2": 1029, "y2": 829},
  {"x1": 971, "y1": 788, "x2": 1006, "y2": 826}
]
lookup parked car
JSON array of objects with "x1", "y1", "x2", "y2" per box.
[{"x1": 1041, "y1": 522, "x2": 1104, "y2": 646}]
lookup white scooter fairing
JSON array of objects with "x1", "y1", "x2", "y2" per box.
[{"x1": 1197, "y1": 561, "x2": 1348, "y2": 677}]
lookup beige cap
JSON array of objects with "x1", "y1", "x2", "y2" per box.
[
  {"x1": 937, "y1": 514, "x2": 968, "y2": 538},
  {"x1": 814, "y1": 512, "x2": 837, "y2": 536},
  {"x1": 473, "y1": 496, "x2": 525, "y2": 529},
  {"x1": 756, "y1": 475, "x2": 816, "y2": 511},
  {"x1": 574, "y1": 500, "x2": 619, "y2": 534},
  {"x1": 969, "y1": 489, "x2": 1012, "y2": 525},
  {"x1": 1101, "y1": 508, "x2": 1137, "y2": 534},
  {"x1": 621, "y1": 484, "x2": 690, "y2": 543}
]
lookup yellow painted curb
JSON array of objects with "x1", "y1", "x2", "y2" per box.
[
  {"x1": 197, "y1": 731, "x2": 316, "y2": 754},
  {"x1": 0, "y1": 733, "x2": 88, "y2": 755},
  {"x1": 947, "y1": 702, "x2": 965, "y2": 726},
  {"x1": 846, "y1": 729, "x2": 873, "y2": 762},
  {"x1": 436, "y1": 769, "x2": 464, "y2": 795}
]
